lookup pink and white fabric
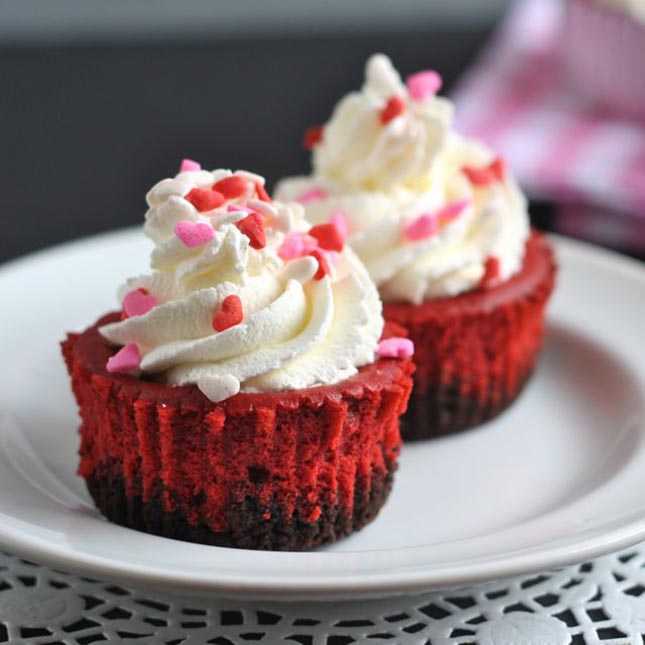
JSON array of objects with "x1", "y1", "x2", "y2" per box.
[
  {"x1": 450, "y1": 0, "x2": 645, "y2": 251},
  {"x1": 554, "y1": 203, "x2": 645, "y2": 252},
  {"x1": 564, "y1": 0, "x2": 645, "y2": 123}
]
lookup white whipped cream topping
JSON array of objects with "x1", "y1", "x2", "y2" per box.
[
  {"x1": 100, "y1": 168, "x2": 382, "y2": 402},
  {"x1": 314, "y1": 54, "x2": 453, "y2": 191},
  {"x1": 276, "y1": 54, "x2": 530, "y2": 304}
]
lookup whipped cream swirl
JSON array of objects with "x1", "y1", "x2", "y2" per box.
[
  {"x1": 100, "y1": 167, "x2": 382, "y2": 402},
  {"x1": 314, "y1": 54, "x2": 453, "y2": 191},
  {"x1": 276, "y1": 54, "x2": 530, "y2": 304}
]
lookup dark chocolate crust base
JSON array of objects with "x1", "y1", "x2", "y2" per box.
[
  {"x1": 400, "y1": 370, "x2": 533, "y2": 441},
  {"x1": 86, "y1": 460, "x2": 395, "y2": 551}
]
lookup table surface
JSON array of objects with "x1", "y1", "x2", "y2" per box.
[{"x1": 0, "y1": 541, "x2": 644, "y2": 644}]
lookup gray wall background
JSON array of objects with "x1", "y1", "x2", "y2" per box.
[
  {"x1": 0, "y1": 1, "x2": 520, "y2": 263},
  {"x1": 0, "y1": 0, "x2": 509, "y2": 44}
]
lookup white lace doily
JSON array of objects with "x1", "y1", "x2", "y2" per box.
[{"x1": 1, "y1": 543, "x2": 644, "y2": 644}]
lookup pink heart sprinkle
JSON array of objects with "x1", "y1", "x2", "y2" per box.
[
  {"x1": 227, "y1": 204, "x2": 251, "y2": 214},
  {"x1": 278, "y1": 233, "x2": 317, "y2": 261},
  {"x1": 404, "y1": 213, "x2": 439, "y2": 241},
  {"x1": 377, "y1": 337, "x2": 414, "y2": 359},
  {"x1": 278, "y1": 234, "x2": 305, "y2": 261},
  {"x1": 438, "y1": 198, "x2": 470, "y2": 223},
  {"x1": 297, "y1": 188, "x2": 328, "y2": 204},
  {"x1": 179, "y1": 158, "x2": 201, "y2": 172},
  {"x1": 174, "y1": 220, "x2": 214, "y2": 247},
  {"x1": 406, "y1": 70, "x2": 442, "y2": 101},
  {"x1": 123, "y1": 289, "x2": 158, "y2": 318},
  {"x1": 329, "y1": 212, "x2": 350, "y2": 238},
  {"x1": 106, "y1": 343, "x2": 141, "y2": 374}
]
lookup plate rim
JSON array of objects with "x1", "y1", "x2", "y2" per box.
[{"x1": 1, "y1": 519, "x2": 645, "y2": 600}]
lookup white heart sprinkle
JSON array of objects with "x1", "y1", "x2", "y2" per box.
[
  {"x1": 282, "y1": 256, "x2": 318, "y2": 284},
  {"x1": 197, "y1": 374, "x2": 241, "y2": 402}
]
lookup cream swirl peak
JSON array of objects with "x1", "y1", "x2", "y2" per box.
[
  {"x1": 312, "y1": 53, "x2": 452, "y2": 191},
  {"x1": 276, "y1": 54, "x2": 530, "y2": 304},
  {"x1": 99, "y1": 164, "x2": 384, "y2": 402}
]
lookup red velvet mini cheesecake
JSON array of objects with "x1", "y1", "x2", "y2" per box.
[
  {"x1": 63, "y1": 314, "x2": 413, "y2": 550},
  {"x1": 276, "y1": 54, "x2": 557, "y2": 440},
  {"x1": 384, "y1": 231, "x2": 555, "y2": 439},
  {"x1": 62, "y1": 165, "x2": 414, "y2": 550}
]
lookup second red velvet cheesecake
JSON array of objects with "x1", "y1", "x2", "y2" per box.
[
  {"x1": 384, "y1": 230, "x2": 555, "y2": 439},
  {"x1": 276, "y1": 54, "x2": 557, "y2": 439},
  {"x1": 62, "y1": 165, "x2": 414, "y2": 550}
]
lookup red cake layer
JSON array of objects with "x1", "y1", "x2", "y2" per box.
[
  {"x1": 383, "y1": 231, "x2": 556, "y2": 439},
  {"x1": 62, "y1": 317, "x2": 414, "y2": 549}
]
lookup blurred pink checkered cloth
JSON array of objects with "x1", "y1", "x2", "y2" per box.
[{"x1": 451, "y1": 0, "x2": 645, "y2": 222}]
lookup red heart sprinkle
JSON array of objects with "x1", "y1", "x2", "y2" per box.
[
  {"x1": 254, "y1": 181, "x2": 272, "y2": 203},
  {"x1": 302, "y1": 125, "x2": 324, "y2": 150},
  {"x1": 184, "y1": 188, "x2": 225, "y2": 212},
  {"x1": 380, "y1": 96, "x2": 406, "y2": 125},
  {"x1": 212, "y1": 294, "x2": 244, "y2": 332},
  {"x1": 235, "y1": 212, "x2": 266, "y2": 250},
  {"x1": 462, "y1": 157, "x2": 506, "y2": 186},
  {"x1": 489, "y1": 157, "x2": 506, "y2": 181},
  {"x1": 480, "y1": 256, "x2": 501, "y2": 289},
  {"x1": 308, "y1": 248, "x2": 331, "y2": 281},
  {"x1": 212, "y1": 175, "x2": 248, "y2": 199},
  {"x1": 309, "y1": 223, "x2": 344, "y2": 252}
]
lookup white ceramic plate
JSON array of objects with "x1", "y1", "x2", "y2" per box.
[{"x1": 0, "y1": 230, "x2": 643, "y2": 601}]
